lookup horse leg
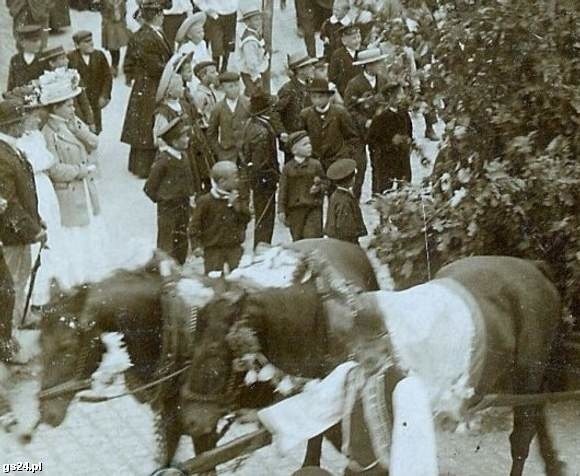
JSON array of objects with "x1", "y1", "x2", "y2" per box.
[
  {"x1": 153, "y1": 410, "x2": 182, "y2": 467},
  {"x1": 535, "y1": 407, "x2": 566, "y2": 476},
  {"x1": 509, "y1": 405, "x2": 540, "y2": 476},
  {"x1": 303, "y1": 435, "x2": 323, "y2": 467},
  {"x1": 192, "y1": 432, "x2": 219, "y2": 476}
]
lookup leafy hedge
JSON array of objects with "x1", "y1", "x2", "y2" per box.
[{"x1": 370, "y1": 1, "x2": 580, "y2": 319}]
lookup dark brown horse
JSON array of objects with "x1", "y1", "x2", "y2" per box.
[
  {"x1": 179, "y1": 256, "x2": 568, "y2": 476},
  {"x1": 37, "y1": 239, "x2": 379, "y2": 471}
]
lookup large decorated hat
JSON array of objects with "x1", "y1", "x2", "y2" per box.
[
  {"x1": 175, "y1": 11, "x2": 207, "y2": 43},
  {"x1": 308, "y1": 78, "x2": 334, "y2": 94},
  {"x1": 37, "y1": 69, "x2": 83, "y2": 105},
  {"x1": 3, "y1": 84, "x2": 41, "y2": 109}
]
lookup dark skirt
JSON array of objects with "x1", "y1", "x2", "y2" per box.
[
  {"x1": 102, "y1": 19, "x2": 131, "y2": 50},
  {"x1": 49, "y1": 1, "x2": 71, "y2": 29}
]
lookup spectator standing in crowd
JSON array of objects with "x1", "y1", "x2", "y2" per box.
[
  {"x1": 100, "y1": 0, "x2": 131, "y2": 77},
  {"x1": 7, "y1": 25, "x2": 45, "y2": 92},
  {"x1": 277, "y1": 131, "x2": 325, "y2": 241},
  {"x1": 190, "y1": 160, "x2": 250, "y2": 274},
  {"x1": 41, "y1": 69, "x2": 110, "y2": 288},
  {"x1": 241, "y1": 91, "x2": 279, "y2": 249},
  {"x1": 207, "y1": 72, "x2": 250, "y2": 163},
  {"x1": 313, "y1": 57, "x2": 343, "y2": 104},
  {"x1": 191, "y1": 60, "x2": 219, "y2": 130},
  {"x1": 320, "y1": 0, "x2": 351, "y2": 61},
  {"x1": 324, "y1": 158, "x2": 367, "y2": 244},
  {"x1": 122, "y1": 0, "x2": 172, "y2": 178},
  {"x1": 144, "y1": 117, "x2": 196, "y2": 265},
  {"x1": 175, "y1": 12, "x2": 211, "y2": 63},
  {"x1": 300, "y1": 78, "x2": 358, "y2": 173},
  {"x1": 344, "y1": 47, "x2": 391, "y2": 198},
  {"x1": 0, "y1": 99, "x2": 44, "y2": 353},
  {"x1": 163, "y1": 0, "x2": 193, "y2": 46},
  {"x1": 238, "y1": 8, "x2": 269, "y2": 97},
  {"x1": 68, "y1": 31, "x2": 113, "y2": 135},
  {"x1": 194, "y1": 0, "x2": 238, "y2": 72},
  {"x1": 48, "y1": 0, "x2": 71, "y2": 32},
  {"x1": 294, "y1": 0, "x2": 332, "y2": 57},
  {"x1": 329, "y1": 24, "x2": 363, "y2": 96},
  {"x1": 276, "y1": 52, "x2": 317, "y2": 163},
  {"x1": 0, "y1": 195, "x2": 16, "y2": 362},
  {"x1": 40, "y1": 46, "x2": 96, "y2": 132},
  {"x1": 6, "y1": 0, "x2": 51, "y2": 50}
]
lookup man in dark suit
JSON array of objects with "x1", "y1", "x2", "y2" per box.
[
  {"x1": 6, "y1": 25, "x2": 45, "y2": 92},
  {"x1": 68, "y1": 31, "x2": 113, "y2": 135},
  {"x1": 0, "y1": 100, "x2": 45, "y2": 361},
  {"x1": 346, "y1": 47, "x2": 413, "y2": 194},
  {"x1": 207, "y1": 72, "x2": 250, "y2": 163},
  {"x1": 275, "y1": 52, "x2": 317, "y2": 162},
  {"x1": 300, "y1": 79, "x2": 358, "y2": 173},
  {"x1": 328, "y1": 24, "x2": 363, "y2": 97},
  {"x1": 122, "y1": 0, "x2": 173, "y2": 178}
]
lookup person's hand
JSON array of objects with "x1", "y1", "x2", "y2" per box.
[
  {"x1": 0, "y1": 196, "x2": 7, "y2": 214},
  {"x1": 279, "y1": 132, "x2": 289, "y2": 143},
  {"x1": 228, "y1": 190, "x2": 240, "y2": 207},
  {"x1": 98, "y1": 96, "x2": 110, "y2": 109},
  {"x1": 365, "y1": 119, "x2": 372, "y2": 129},
  {"x1": 278, "y1": 212, "x2": 288, "y2": 226},
  {"x1": 189, "y1": 196, "x2": 197, "y2": 208}
]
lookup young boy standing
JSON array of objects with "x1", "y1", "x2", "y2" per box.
[
  {"x1": 324, "y1": 158, "x2": 367, "y2": 245},
  {"x1": 192, "y1": 60, "x2": 219, "y2": 130},
  {"x1": 277, "y1": 131, "x2": 325, "y2": 241},
  {"x1": 190, "y1": 161, "x2": 251, "y2": 274},
  {"x1": 144, "y1": 117, "x2": 196, "y2": 265},
  {"x1": 238, "y1": 9, "x2": 269, "y2": 97}
]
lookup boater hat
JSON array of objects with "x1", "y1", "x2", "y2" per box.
[
  {"x1": 72, "y1": 30, "x2": 92, "y2": 44},
  {"x1": 287, "y1": 52, "x2": 318, "y2": 71},
  {"x1": 327, "y1": 158, "x2": 357, "y2": 181},
  {"x1": 353, "y1": 47, "x2": 389, "y2": 66},
  {"x1": 39, "y1": 45, "x2": 67, "y2": 63},
  {"x1": 175, "y1": 11, "x2": 207, "y2": 43}
]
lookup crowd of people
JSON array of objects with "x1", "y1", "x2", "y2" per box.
[{"x1": 0, "y1": 0, "x2": 438, "y2": 370}]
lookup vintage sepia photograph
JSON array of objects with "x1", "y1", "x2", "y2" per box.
[{"x1": 0, "y1": 0, "x2": 579, "y2": 475}]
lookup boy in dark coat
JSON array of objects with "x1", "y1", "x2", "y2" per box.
[
  {"x1": 324, "y1": 158, "x2": 367, "y2": 245},
  {"x1": 328, "y1": 24, "x2": 363, "y2": 96},
  {"x1": 190, "y1": 161, "x2": 251, "y2": 274},
  {"x1": 68, "y1": 31, "x2": 113, "y2": 135},
  {"x1": 7, "y1": 25, "x2": 45, "y2": 92},
  {"x1": 277, "y1": 131, "x2": 325, "y2": 241},
  {"x1": 144, "y1": 117, "x2": 196, "y2": 265}
]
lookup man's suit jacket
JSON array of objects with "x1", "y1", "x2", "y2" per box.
[
  {"x1": 68, "y1": 49, "x2": 113, "y2": 133},
  {"x1": 6, "y1": 53, "x2": 45, "y2": 91},
  {"x1": 207, "y1": 95, "x2": 250, "y2": 162},
  {"x1": 344, "y1": 72, "x2": 389, "y2": 138},
  {"x1": 275, "y1": 77, "x2": 311, "y2": 134},
  {"x1": 328, "y1": 46, "x2": 362, "y2": 97}
]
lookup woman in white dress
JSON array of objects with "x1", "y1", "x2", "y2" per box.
[{"x1": 38, "y1": 69, "x2": 112, "y2": 289}]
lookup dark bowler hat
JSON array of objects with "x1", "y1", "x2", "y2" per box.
[
  {"x1": 159, "y1": 117, "x2": 190, "y2": 143},
  {"x1": 72, "y1": 30, "x2": 92, "y2": 44},
  {"x1": 338, "y1": 24, "x2": 360, "y2": 37},
  {"x1": 16, "y1": 24, "x2": 44, "y2": 39},
  {"x1": 286, "y1": 130, "x2": 309, "y2": 151},
  {"x1": 287, "y1": 52, "x2": 318, "y2": 71},
  {"x1": 308, "y1": 78, "x2": 334, "y2": 94},
  {"x1": 39, "y1": 45, "x2": 67, "y2": 62},
  {"x1": 249, "y1": 91, "x2": 274, "y2": 115},
  {"x1": 0, "y1": 99, "x2": 26, "y2": 127},
  {"x1": 193, "y1": 60, "x2": 217, "y2": 78},
  {"x1": 327, "y1": 158, "x2": 357, "y2": 181},
  {"x1": 291, "y1": 467, "x2": 333, "y2": 476},
  {"x1": 218, "y1": 71, "x2": 240, "y2": 83}
]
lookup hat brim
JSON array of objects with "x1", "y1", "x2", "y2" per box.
[
  {"x1": 238, "y1": 11, "x2": 262, "y2": 22},
  {"x1": 290, "y1": 57, "x2": 318, "y2": 70},
  {"x1": 352, "y1": 53, "x2": 390, "y2": 66},
  {"x1": 175, "y1": 13, "x2": 206, "y2": 43},
  {"x1": 41, "y1": 87, "x2": 83, "y2": 106},
  {"x1": 156, "y1": 53, "x2": 191, "y2": 102}
]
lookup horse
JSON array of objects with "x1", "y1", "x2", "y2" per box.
[
  {"x1": 180, "y1": 255, "x2": 567, "y2": 476},
  {"x1": 37, "y1": 239, "x2": 379, "y2": 470}
]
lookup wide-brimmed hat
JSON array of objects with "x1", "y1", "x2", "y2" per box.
[
  {"x1": 156, "y1": 53, "x2": 192, "y2": 102},
  {"x1": 193, "y1": 60, "x2": 217, "y2": 78},
  {"x1": 353, "y1": 47, "x2": 390, "y2": 66},
  {"x1": 39, "y1": 46, "x2": 67, "y2": 63},
  {"x1": 308, "y1": 78, "x2": 334, "y2": 94},
  {"x1": 287, "y1": 52, "x2": 318, "y2": 71},
  {"x1": 286, "y1": 130, "x2": 309, "y2": 151},
  {"x1": 327, "y1": 158, "x2": 357, "y2": 181},
  {"x1": 16, "y1": 24, "x2": 44, "y2": 40},
  {"x1": 37, "y1": 69, "x2": 83, "y2": 106},
  {"x1": 238, "y1": 9, "x2": 262, "y2": 22},
  {"x1": 0, "y1": 99, "x2": 26, "y2": 127},
  {"x1": 249, "y1": 91, "x2": 274, "y2": 115},
  {"x1": 159, "y1": 116, "x2": 190, "y2": 143},
  {"x1": 72, "y1": 30, "x2": 92, "y2": 44},
  {"x1": 175, "y1": 11, "x2": 207, "y2": 43}
]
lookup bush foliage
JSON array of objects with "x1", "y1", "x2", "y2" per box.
[{"x1": 371, "y1": 1, "x2": 580, "y2": 317}]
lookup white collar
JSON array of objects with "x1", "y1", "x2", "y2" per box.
[
  {"x1": 165, "y1": 99, "x2": 182, "y2": 111},
  {"x1": 82, "y1": 53, "x2": 91, "y2": 64},
  {"x1": 330, "y1": 14, "x2": 351, "y2": 25},
  {"x1": 315, "y1": 103, "x2": 331, "y2": 114},
  {"x1": 293, "y1": 156, "x2": 307, "y2": 164},
  {"x1": 337, "y1": 186, "x2": 353, "y2": 195},
  {"x1": 161, "y1": 145, "x2": 182, "y2": 159},
  {"x1": 23, "y1": 52, "x2": 36, "y2": 64},
  {"x1": 364, "y1": 71, "x2": 377, "y2": 87},
  {"x1": 225, "y1": 97, "x2": 238, "y2": 111},
  {"x1": 346, "y1": 47, "x2": 357, "y2": 58}
]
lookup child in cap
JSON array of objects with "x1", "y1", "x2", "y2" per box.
[
  {"x1": 144, "y1": 117, "x2": 197, "y2": 265},
  {"x1": 7, "y1": 25, "x2": 45, "y2": 91},
  {"x1": 191, "y1": 60, "x2": 219, "y2": 129},
  {"x1": 324, "y1": 158, "x2": 367, "y2": 245},
  {"x1": 190, "y1": 161, "x2": 251, "y2": 274},
  {"x1": 238, "y1": 9, "x2": 269, "y2": 97},
  {"x1": 329, "y1": 24, "x2": 363, "y2": 96},
  {"x1": 278, "y1": 131, "x2": 326, "y2": 241}
]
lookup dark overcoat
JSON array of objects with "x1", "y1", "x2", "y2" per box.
[
  {"x1": 121, "y1": 24, "x2": 173, "y2": 149},
  {"x1": 275, "y1": 77, "x2": 311, "y2": 135},
  {"x1": 324, "y1": 188, "x2": 367, "y2": 244},
  {"x1": 6, "y1": 53, "x2": 45, "y2": 91},
  {"x1": 48, "y1": 0, "x2": 71, "y2": 29},
  {"x1": 299, "y1": 104, "x2": 358, "y2": 170},
  {"x1": 344, "y1": 72, "x2": 389, "y2": 138},
  {"x1": 240, "y1": 115, "x2": 280, "y2": 192},
  {"x1": 68, "y1": 49, "x2": 113, "y2": 134},
  {"x1": 328, "y1": 46, "x2": 362, "y2": 96},
  {"x1": 206, "y1": 95, "x2": 251, "y2": 163},
  {"x1": 0, "y1": 138, "x2": 42, "y2": 246}
]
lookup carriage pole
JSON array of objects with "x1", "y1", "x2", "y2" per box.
[{"x1": 262, "y1": 0, "x2": 274, "y2": 94}]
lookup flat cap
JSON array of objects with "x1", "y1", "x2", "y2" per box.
[
  {"x1": 218, "y1": 71, "x2": 240, "y2": 83},
  {"x1": 286, "y1": 130, "x2": 309, "y2": 151},
  {"x1": 72, "y1": 30, "x2": 92, "y2": 43},
  {"x1": 327, "y1": 158, "x2": 357, "y2": 181},
  {"x1": 338, "y1": 24, "x2": 360, "y2": 36}
]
